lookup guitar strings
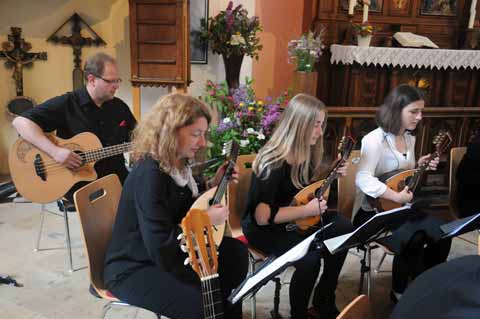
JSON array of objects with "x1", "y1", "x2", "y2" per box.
[{"x1": 33, "y1": 143, "x2": 132, "y2": 175}]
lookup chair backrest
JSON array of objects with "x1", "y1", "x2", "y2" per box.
[
  {"x1": 337, "y1": 150, "x2": 361, "y2": 221},
  {"x1": 449, "y1": 146, "x2": 467, "y2": 212},
  {"x1": 73, "y1": 174, "x2": 122, "y2": 299},
  {"x1": 336, "y1": 294, "x2": 371, "y2": 319},
  {"x1": 228, "y1": 153, "x2": 256, "y2": 237}
]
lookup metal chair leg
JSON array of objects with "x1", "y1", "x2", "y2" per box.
[
  {"x1": 358, "y1": 245, "x2": 373, "y2": 299},
  {"x1": 375, "y1": 251, "x2": 388, "y2": 273},
  {"x1": 249, "y1": 252, "x2": 257, "y2": 319},
  {"x1": 34, "y1": 204, "x2": 47, "y2": 252},
  {"x1": 61, "y1": 200, "x2": 74, "y2": 273}
]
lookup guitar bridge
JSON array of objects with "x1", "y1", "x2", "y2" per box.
[{"x1": 34, "y1": 154, "x2": 46, "y2": 181}]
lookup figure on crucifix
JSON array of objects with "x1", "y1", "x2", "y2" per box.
[{"x1": 0, "y1": 27, "x2": 47, "y2": 96}]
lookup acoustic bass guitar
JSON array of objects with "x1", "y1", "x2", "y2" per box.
[
  {"x1": 9, "y1": 132, "x2": 132, "y2": 204},
  {"x1": 368, "y1": 130, "x2": 453, "y2": 212},
  {"x1": 292, "y1": 136, "x2": 356, "y2": 232}
]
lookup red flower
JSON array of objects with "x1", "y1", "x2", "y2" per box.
[{"x1": 119, "y1": 120, "x2": 127, "y2": 127}]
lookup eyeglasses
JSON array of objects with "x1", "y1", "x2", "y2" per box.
[{"x1": 95, "y1": 75, "x2": 122, "y2": 84}]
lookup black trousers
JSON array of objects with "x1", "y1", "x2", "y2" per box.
[
  {"x1": 245, "y1": 212, "x2": 353, "y2": 319},
  {"x1": 353, "y1": 208, "x2": 452, "y2": 293},
  {"x1": 106, "y1": 237, "x2": 248, "y2": 319}
]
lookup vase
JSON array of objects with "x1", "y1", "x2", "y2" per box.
[
  {"x1": 222, "y1": 54, "x2": 244, "y2": 91},
  {"x1": 293, "y1": 71, "x2": 319, "y2": 97},
  {"x1": 357, "y1": 34, "x2": 372, "y2": 47}
]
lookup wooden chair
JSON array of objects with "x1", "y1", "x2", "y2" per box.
[
  {"x1": 228, "y1": 154, "x2": 284, "y2": 319},
  {"x1": 449, "y1": 146, "x2": 466, "y2": 214},
  {"x1": 73, "y1": 174, "x2": 152, "y2": 318},
  {"x1": 336, "y1": 295, "x2": 372, "y2": 319}
]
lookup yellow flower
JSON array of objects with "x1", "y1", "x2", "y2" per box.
[
  {"x1": 257, "y1": 100, "x2": 264, "y2": 106},
  {"x1": 248, "y1": 106, "x2": 255, "y2": 111},
  {"x1": 239, "y1": 102, "x2": 245, "y2": 107},
  {"x1": 257, "y1": 107, "x2": 263, "y2": 112},
  {"x1": 418, "y1": 78, "x2": 429, "y2": 89}
]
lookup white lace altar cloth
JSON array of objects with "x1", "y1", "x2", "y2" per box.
[{"x1": 330, "y1": 44, "x2": 480, "y2": 70}]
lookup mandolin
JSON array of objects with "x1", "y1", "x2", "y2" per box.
[
  {"x1": 292, "y1": 136, "x2": 356, "y2": 231},
  {"x1": 180, "y1": 208, "x2": 224, "y2": 319},
  {"x1": 369, "y1": 130, "x2": 453, "y2": 212},
  {"x1": 8, "y1": 132, "x2": 132, "y2": 204},
  {"x1": 189, "y1": 141, "x2": 239, "y2": 246}
]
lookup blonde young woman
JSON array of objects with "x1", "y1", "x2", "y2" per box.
[
  {"x1": 104, "y1": 93, "x2": 248, "y2": 319},
  {"x1": 241, "y1": 93, "x2": 353, "y2": 319}
]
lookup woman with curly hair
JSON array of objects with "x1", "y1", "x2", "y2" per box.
[{"x1": 104, "y1": 93, "x2": 248, "y2": 318}]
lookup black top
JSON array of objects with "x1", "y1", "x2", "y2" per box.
[
  {"x1": 104, "y1": 157, "x2": 194, "y2": 283},
  {"x1": 391, "y1": 255, "x2": 480, "y2": 319},
  {"x1": 241, "y1": 161, "x2": 300, "y2": 234},
  {"x1": 454, "y1": 134, "x2": 480, "y2": 218},
  {"x1": 20, "y1": 87, "x2": 136, "y2": 184}
]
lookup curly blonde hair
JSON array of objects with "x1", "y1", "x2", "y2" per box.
[
  {"x1": 131, "y1": 93, "x2": 211, "y2": 173},
  {"x1": 253, "y1": 93, "x2": 327, "y2": 188}
]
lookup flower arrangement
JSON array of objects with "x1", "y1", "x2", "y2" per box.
[
  {"x1": 201, "y1": 1, "x2": 263, "y2": 59},
  {"x1": 353, "y1": 22, "x2": 374, "y2": 37},
  {"x1": 202, "y1": 78, "x2": 291, "y2": 168},
  {"x1": 287, "y1": 29, "x2": 326, "y2": 72}
]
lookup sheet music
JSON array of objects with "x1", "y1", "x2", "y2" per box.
[
  {"x1": 230, "y1": 223, "x2": 332, "y2": 304},
  {"x1": 440, "y1": 212, "x2": 480, "y2": 237},
  {"x1": 323, "y1": 204, "x2": 412, "y2": 254}
]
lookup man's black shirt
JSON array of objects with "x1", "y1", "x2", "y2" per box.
[{"x1": 20, "y1": 87, "x2": 136, "y2": 190}]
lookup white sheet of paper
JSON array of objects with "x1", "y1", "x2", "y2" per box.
[{"x1": 231, "y1": 223, "x2": 332, "y2": 304}]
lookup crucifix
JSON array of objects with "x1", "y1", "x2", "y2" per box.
[
  {"x1": 47, "y1": 13, "x2": 106, "y2": 89},
  {"x1": 0, "y1": 27, "x2": 47, "y2": 97}
]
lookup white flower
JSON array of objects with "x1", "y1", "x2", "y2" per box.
[
  {"x1": 230, "y1": 34, "x2": 246, "y2": 45},
  {"x1": 257, "y1": 133, "x2": 265, "y2": 140},
  {"x1": 223, "y1": 117, "x2": 231, "y2": 124},
  {"x1": 240, "y1": 139, "x2": 250, "y2": 147},
  {"x1": 246, "y1": 128, "x2": 255, "y2": 134}
]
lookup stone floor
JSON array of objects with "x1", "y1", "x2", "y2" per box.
[{"x1": 0, "y1": 199, "x2": 477, "y2": 319}]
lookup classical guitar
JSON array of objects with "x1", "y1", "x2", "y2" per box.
[
  {"x1": 189, "y1": 141, "x2": 240, "y2": 246},
  {"x1": 180, "y1": 209, "x2": 224, "y2": 319},
  {"x1": 8, "y1": 132, "x2": 132, "y2": 204},
  {"x1": 369, "y1": 130, "x2": 453, "y2": 212},
  {"x1": 292, "y1": 136, "x2": 356, "y2": 231}
]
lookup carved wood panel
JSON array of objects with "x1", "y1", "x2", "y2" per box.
[{"x1": 129, "y1": 0, "x2": 190, "y2": 88}]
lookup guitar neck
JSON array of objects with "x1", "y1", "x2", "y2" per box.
[
  {"x1": 201, "y1": 274, "x2": 224, "y2": 319},
  {"x1": 82, "y1": 142, "x2": 133, "y2": 163}
]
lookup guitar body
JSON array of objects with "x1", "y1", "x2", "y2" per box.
[
  {"x1": 371, "y1": 169, "x2": 416, "y2": 212},
  {"x1": 190, "y1": 187, "x2": 229, "y2": 246},
  {"x1": 293, "y1": 180, "x2": 331, "y2": 231},
  {"x1": 9, "y1": 132, "x2": 101, "y2": 203}
]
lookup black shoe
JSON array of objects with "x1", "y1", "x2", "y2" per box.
[{"x1": 89, "y1": 284, "x2": 101, "y2": 298}]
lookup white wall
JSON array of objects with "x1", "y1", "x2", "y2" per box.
[{"x1": 0, "y1": 0, "x2": 254, "y2": 174}]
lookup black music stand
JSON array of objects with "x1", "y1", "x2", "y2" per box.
[
  {"x1": 228, "y1": 223, "x2": 333, "y2": 305},
  {"x1": 439, "y1": 212, "x2": 480, "y2": 239},
  {"x1": 323, "y1": 204, "x2": 414, "y2": 297}
]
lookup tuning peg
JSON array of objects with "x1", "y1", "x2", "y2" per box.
[
  {"x1": 184, "y1": 257, "x2": 190, "y2": 266},
  {"x1": 177, "y1": 233, "x2": 183, "y2": 241},
  {"x1": 180, "y1": 244, "x2": 188, "y2": 253}
]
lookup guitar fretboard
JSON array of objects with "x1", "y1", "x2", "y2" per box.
[
  {"x1": 201, "y1": 275, "x2": 224, "y2": 319},
  {"x1": 82, "y1": 142, "x2": 133, "y2": 163}
]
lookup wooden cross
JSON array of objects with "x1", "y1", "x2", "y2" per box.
[
  {"x1": 47, "y1": 13, "x2": 106, "y2": 89},
  {"x1": 0, "y1": 27, "x2": 47, "y2": 96}
]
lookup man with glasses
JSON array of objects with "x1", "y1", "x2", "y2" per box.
[{"x1": 12, "y1": 52, "x2": 136, "y2": 198}]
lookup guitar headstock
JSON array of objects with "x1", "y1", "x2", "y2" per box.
[
  {"x1": 432, "y1": 130, "x2": 453, "y2": 155},
  {"x1": 337, "y1": 136, "x2": 356, "y2": 161},
  {"x1": 180, "y1": 208, "x2": 218, "y2": 278}
]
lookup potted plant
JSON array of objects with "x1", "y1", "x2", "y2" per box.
[
  {"x1": 202, "y1": 1, "x2": 262, "y2": 90},
  {"x1": 353, "y1": 22, "x2": 374, "y2": 47},
  {"x1": 287, "y1": 29, "x2": 325, "y2": 95}
]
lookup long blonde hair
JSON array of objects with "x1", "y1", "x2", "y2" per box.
[
  {"x1": 131, "y1": 93, "x2": 211, "y2": 173},
  {"x1": 253, "y1": 93, "x2": 327, "y2": 189}
]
